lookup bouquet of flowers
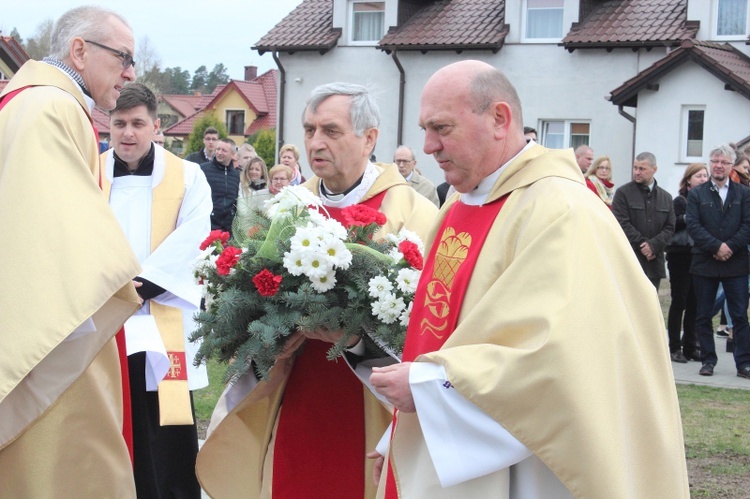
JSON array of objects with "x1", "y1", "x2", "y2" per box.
[{"x1": 191, "y1": 185, "x2": 425, "y2": 382}]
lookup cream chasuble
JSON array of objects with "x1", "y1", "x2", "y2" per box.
[
  {"x1": 381, "y1": 145, "x2": 689, "y2": 498},
  {"x1": 0, "y1": 60, "x2": 141, "y2": 497}
]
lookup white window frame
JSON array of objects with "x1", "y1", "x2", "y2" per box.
[
  {"x1": 226, "y1": 109, "x2": 246, "y2": 136},
  {"x1": 348, "y1": 0, "x2": 386, "y2": 45},
  {"x1": 713, "y1": 0, "x2": 749, "y2": 39},
  {"x1": 522, "y1": 0, "x2": 565, "y2": 43},
  {"x1": 681, "y1": 105, "x2": 706, "y2": 163},
  {"x1": 539, "y1": 120, "x2": 590, "y2": 150}
]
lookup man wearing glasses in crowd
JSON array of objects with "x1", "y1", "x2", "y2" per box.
[
  {"x1": 393, "y1": 145, "x2": 439, "y2": 206},
  {"x1": 687, "y1": 144, "x2": 750, "y2": 380},
  {"x1": 0, "y1": 6, "x2": 142, "y2": 495}
]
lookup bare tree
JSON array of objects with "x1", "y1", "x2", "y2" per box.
[
  {"x1": 135, "y1": 36, "x2": 161, "y2": 80},
  {"x1": 24, "y1": 19, "x2": 53, "y2": 60}
]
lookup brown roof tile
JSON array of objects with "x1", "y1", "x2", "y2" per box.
[
  {"x1": 562, "y1": 0, "x2": 698, "y2": 50},
  {"x1": 253, "y1": 0, "x2": 340, "y2": 55},
  {"x1": 379, "y1": 0, "x2": 508, "y2": 52},
  {"x1": 609, "y1": 39, "x2": 750, "y2": 107},
  {"x1": 160, "y1": 94, "x2": 204, "y2": 118}
]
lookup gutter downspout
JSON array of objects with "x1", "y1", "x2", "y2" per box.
[
  {"x1": 618, "y1": 105, "x2": 636, "y2": 164},
  {"x1": 391, "y1": 50, "x2": 405, "y2": 146},
  {"x1": 273, "y1": 51, "x2": 286, "y2": 163}
]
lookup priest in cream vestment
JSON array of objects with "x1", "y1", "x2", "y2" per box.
[
  {"x1": 0, "y1": 7, "x2": 142, "y2": 496},
  {"x1": 371, "y1": 61, "x2": 689, "y2": 498},
  {"x1": 196, "y1": 83, "x2": 438, "y2": 499}
]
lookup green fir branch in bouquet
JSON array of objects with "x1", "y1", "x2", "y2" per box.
[{"x1": 190, "y1": 185, "x2": 426, "y2": 382}]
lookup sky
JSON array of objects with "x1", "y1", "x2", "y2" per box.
[{"x1": 2, "y1": 0, "x2": 304, "y2": 80}]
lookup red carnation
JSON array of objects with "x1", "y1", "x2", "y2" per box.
[
  {"x1": 342, "y1": 205, "x2": 387, "y2": 228},
  {"x1": 252, "y1": 269, "x2": 283, "y2": 297},
  {"x1": 200, "y1": 230, "x2": 231, "y2": 250},
  {"x1": 399, "y1": 240, "x2": 424, "y2": 270},
  {"x1": 215, "y1": 246, "x2": 243, "y2": 275}
]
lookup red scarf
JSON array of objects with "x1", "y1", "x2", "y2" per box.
[
  {"x1": 386, "y1": 195, "x2": 508, "y2": 497},
  {"x1": 272, "y1": 190, "x2": 387, "y2": 498}
]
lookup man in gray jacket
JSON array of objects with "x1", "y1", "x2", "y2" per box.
[{"x1": 612, "y1": 152, "x2": 675, "y2": 289}]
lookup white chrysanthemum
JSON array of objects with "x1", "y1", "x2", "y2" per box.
[
  {"x1": 396, "y1": 229, "x2": 425, "y2": 252},
  {"x1": 399, "y1": 301, "x2": 413, "y2": 327},
  {"x1": 368, "y1": 275, "x2": 394, "y2": 298},
  {"x1": 266, "y1": 185, "x2": 322, "y2": 220},
  {"x1": 387, "y1": 248, "x2": 403, "y2": 263},
  {"x1": 283, "y1": 249, "x2": 306, "y2": 276},
  {"x1": 396, "y1": 268, "x2": 420, "y2": 295},
  {"x1": 301, "y1": 253, "x2": 334, "y2": 278},
  {"x1": 372, "y1": 294, "x2": 405, "y2": 324},
  {"x1": 309, "y1": 268, "x2": 337, "y2": 293},
  {"x1": 319, "y1": 237, "x2": 352, "y2": 269},
  {"x1": 318, "y1": 217, "x2": 349, "y2": 241},
  {"x1": 290, "y1": 226, "x2": 319, "y2": 254}
]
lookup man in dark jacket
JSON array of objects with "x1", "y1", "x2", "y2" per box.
[
  {"x1": 201, "y1": 138, "x2": 240, "y2": 234},
  {"x1": 612, "y1": 152, "x2": 675, "y2": 289},
  {"x1": 687, "y1": 144, "x2": 750, "y2": 379}
]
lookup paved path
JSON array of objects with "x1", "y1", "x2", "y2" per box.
[{"x1": 671, "y1": 335, "x2": 750, "y2": 390}]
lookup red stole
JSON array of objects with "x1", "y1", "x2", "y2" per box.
[
  {"x1": 385, "y1": 194, "x2": 508, "y2": 497},
  {"x1": 1, "y1": 86, "x2": 134, "y2": 465},
  {"x1": 272, "y1": 190, "x2": 387, "y2": 498}
]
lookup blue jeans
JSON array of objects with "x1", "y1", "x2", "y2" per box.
[{"x1": 694, "y1": 275, "x2": 750, "y2": 369}]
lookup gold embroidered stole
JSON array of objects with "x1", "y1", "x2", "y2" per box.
[{"x1": 102, "y1": 151, "x2": 193, "y2": 425}]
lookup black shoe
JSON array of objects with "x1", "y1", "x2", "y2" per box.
[
  {"x1": 670, "y1": 351, "x2": 688, "y2": 363},
  {"x1": 684, "y1": 351, "x2": 701, "y2": 362},
  {"x1": 699, "y1": 363, "x2": 715, "y2": 376},
  {"x1": 726, "y1": 339, "x2": 734, "y2": 353},
  {"x1": 716, "y1": 329, "x2": 729, "y2": 337},
  {"x1": 738, "y1": 365, "x2": 750, "y2": 379}
]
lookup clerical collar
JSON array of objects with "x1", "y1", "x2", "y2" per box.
[
  {"x1": 320, "y1": 171, "x2": 365, "y2": 201},
  {"x1": 43, "y1": 58, "x2": 92, "y2": 99},
  {"x1": 462, "y1": 141, "x2": 534, "y2": 206},
  {"x1": 319, "y1": 162, "x2": 380, "y2": 207},
  {"x1": 113, "y1": 144, "x2": 155, "y2": 177}
]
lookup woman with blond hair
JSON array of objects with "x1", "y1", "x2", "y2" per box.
[
  {"x1": 585, "y1": 156, "x2": 615, "y2": 207},
  {"x1": 268, "y1": 164, "x2": 294, "y2": 194},
  {"x1": 235, "y1": 156, "x2": 271, "y2": 220},
  {"x1": 666, "y1": 162, "x2": 709, "y2": 363},
  {"x1": 279, "y1": 144, "x2": 306, "y2": 185}
]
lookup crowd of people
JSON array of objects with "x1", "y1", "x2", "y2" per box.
[{"x1": 8, "y1": 4, "x2": 746, "y2": 498}]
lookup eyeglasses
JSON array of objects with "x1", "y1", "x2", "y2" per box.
[
  {"x1": 597, "y1": 166, "x2": 611, "y2": 170},
  {"x1": 272, "y1": 177, "x2": 290, "y2": 183},
  {"x1": 394, "y1": 159, "x2": 413, "y2": 165},
  {"x1": 84, "y1": 40, "x2": 135, "y2": 69},
  {"x1": 709, "y1": 159, "x2": 733, "y2": 167}
]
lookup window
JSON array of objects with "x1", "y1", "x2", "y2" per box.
[
  {"x1": 525, "y1": 0, "x2": 564, "y2": 40},
  {"x1": 716, "y1": 0, "x2": 748, "y2": 37},
  {"x1": 682, "y1": 106, "x2": 705, "y2": 161},
  {"x1": 351, "y1": 1, "x2": 385, "y2": 43},
  {"x1": 226, "y1": 110, "x2": 245, "y2": 136},
  {"x1": 540, "y1": 120, "x2": 590, "y2": 149}
]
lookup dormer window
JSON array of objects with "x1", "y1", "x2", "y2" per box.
[
  {"x1": 715, "y1": 0, "x2": 748, "y2": 37},
  {"x1": 524, "y1": 0, "x2": 564, "y2": 40},
  {"x1": 350, "y1": 1, "x2": 385, "y2": 44}
]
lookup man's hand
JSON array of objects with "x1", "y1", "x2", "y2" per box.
[
  {"x1": 370, "y1": 363, "x2": 415, "y2": 413},
  {"x1": 132, "y1": 279, "x2": 144, "y2": 305},
  {"x1": 277, "y1": 332, "x2": 306, "y2": 361},
  {"x1": 639, "y1": 241, "x2": 655, "y2": 261},
  {"x1": 715, "y1": 243, "x2": 733, "y2": 261},
  {"x1": 302, "y1": 328, "x2": 360, "y2": 348},
  {"x1": 366, "y1": 450, "x2": 385, "y2": 486}
]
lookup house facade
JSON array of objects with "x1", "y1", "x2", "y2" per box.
[
  {"x1": 254, "y1": 0, "x2": 750, "y2": 197},
  {"x1": 164, "y1": 67, "x2": 278, "y2": 155}
]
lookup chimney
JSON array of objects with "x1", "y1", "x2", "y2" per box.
[{"x1": 244, "y1": 65, "x2": 258, "y2": 81}]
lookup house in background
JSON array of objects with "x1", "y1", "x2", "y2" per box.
[
  {"x1": 253, "y1": 0, "x2": 750, "y2": 197},
  {"x1": 164, "y1": 66, "x2": 279, "y2": 155},
  {"x1": 158, "y1": 93, "x2": 205, "y2": 130}
]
